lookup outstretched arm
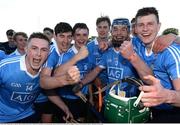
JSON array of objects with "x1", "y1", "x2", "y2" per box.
[
  {"x1": 46, "y1": 90, "x2": 73, "y2": 120},
  {"x1": 153, "y1": 33, "x2": 177, "y2": 54},
  {"x1": 40, "y1": 66, "x2": 80, "y2": 89},
  {"x1": 80, "y1": 66, "x2": 103, "y2": 85},
  {"x1": 139, "y1": 75, "x2": 180, "y2": 107}
]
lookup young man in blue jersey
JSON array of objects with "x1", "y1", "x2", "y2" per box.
[
  {"x1": 87, "y1": 16, "x2": 111, "y2": 86},
  {"x1": 52, "y1": 23, "x2": 92, "y2": 122},
  {"x1": 0, "y1": 32, "x2": 80, "y2": 123},
  {"x1": 119, "y1": 7, "x2": 180, "y2": 123},
  {"x1": 40, "y1": 22, "x2": 82, "y2": 90},
  {"x1": 0, "y1": 32, "x2": 51, "y2": 123},
  {"x1": 76, "y1": 18, "x2": 138, "y2": 106},
  {"x1": 40, "y1": 22, "x2": 86, "y2": 122},
  {"x1": 8, "y1": 32, "x2": 28, "y2": 57}
]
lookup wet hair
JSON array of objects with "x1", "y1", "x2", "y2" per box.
[
  {"x1": 135, "y1": 7, "x2": 159, "y2": 23},
  {"x1": 96, "y1": 16, "x2": 111, "y2": 27},
  {"x1": 28, "y1": 32, "x2": 50, "y2": 45},
  {"x1": 13, "y1": 32, "x2": 28, "y2": 41},
  {"x1": 72, "y1": 23, "x2": 89, "y2": 36},
  {"x1": 6, "y1": 29, "x2": 15, "y2": 36},
  {"x1": 43, "y1": 27, "x2": 54, "y2": 34},
  {"x1": 54, "y1": 22, "x2": 72, "y2": 35}
]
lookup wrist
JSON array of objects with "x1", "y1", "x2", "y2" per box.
[
  {"x1": 128, "y1": 52, "x2": 137, "y2": 62},
  {"x1": 165, "y1": 89, "x2": 176, "y2": 104}
]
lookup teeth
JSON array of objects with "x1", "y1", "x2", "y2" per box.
[
  {"x1": 142, "y1": 33, "x2": 150, "y2": 36},
  {"x1": 33, "y1": 59, "x2": 40, "y2": 63}
]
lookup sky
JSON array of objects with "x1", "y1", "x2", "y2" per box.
[{"x1": 0, "y1": 0, "x2": 179, "y2": 42}]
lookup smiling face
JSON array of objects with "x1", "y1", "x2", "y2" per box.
[
  {"x1": 111, "y1": 25, "x2": 130, "y2": 47},
  {"x1": 96, "y1": 21, "x2": 110, "y2": 39},
  {"x1": 74, "y1": 28, "x2": 89, "y2": 50},
  {"x1": 15, "y1": 35, "x2": 28, "y2": 52},
  {"x1": 54, "y1": 32, "x2": 72, "y2": 53},
  {"x1": 26, "y1": 38, "x2": 49, "y2": 74},
  {"x1": 135, "y1": 14, "x2": 161, "y2": 46}
]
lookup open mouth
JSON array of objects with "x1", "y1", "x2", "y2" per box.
[{"x1": 33, "y1": 58, "x2": 41, "y2": 65}]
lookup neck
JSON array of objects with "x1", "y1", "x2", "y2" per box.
[
  {"x1": 145, "y1": 41, "x2": 154, "y2": 54},
  {"x1": 114, "y1": 47, "x2": 120, "y2": 51},
  {"x1": 74, "y1": 44, "x2": 80, "y2": 51},
  {"x1": 18, "y1": 49, "x2": 26, "y2": 55},
  {"x1": 97, "y1": 36, "x2": 108, "y2": 42}
]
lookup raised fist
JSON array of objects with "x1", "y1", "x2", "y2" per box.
[
  {"x1": 66, "y1": 66, "x2": 80, "y2": 85},
  {"x1": 76, "y1": 46, "x2": 89, "y2": 61}
]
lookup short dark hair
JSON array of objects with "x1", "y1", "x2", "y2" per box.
[
  {"x1": 54, "y1": 22, "x2": 72, "y2": 36},
  {"x1": 6, "y1": 29, "x2": 15, "y2": 36},
  {"x1": 43, "y1": 27, "x2": 54, "y2": 34},
  {"x1": 131, "y1": 18, "x2": 136, "y2": 24},
  {"x1": 72, "y1": 23, "x2": 89, "y2": 36},
  {"x1": 28, "y1": 32, "x2": 50, "y2": 45},
  {"x1": 135, "y1": 7, "x2": 159, "y2": 23},
  {"x1": 13, "y1": 32, "x2": 28, "y2": 41},
  {"x1": 96, "y1": 16, "x2": 111, "y2": 27}
]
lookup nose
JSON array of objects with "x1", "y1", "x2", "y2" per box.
[
  {"x1": 36, "y1": 49, "x2": 41, "y2": 56},
  {"x1": 142, "y1": 25, "x2": 148, "y2": 31}
]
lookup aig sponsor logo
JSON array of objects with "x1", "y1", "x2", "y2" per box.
[
  {"x1": 11, "y1": 91, "x2": 37, "y2": 104},
  {"x1": 108, "y1": 67, "x2": 123, "y2": 81}
]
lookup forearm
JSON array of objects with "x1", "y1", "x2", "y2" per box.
[
  {"x1": 81, "y1": 67, "x2": 101, "y2": 85},
  {"x1": 48, "y1": 95, "x2": 68, "y2": 113},
  {"x1": 40, "y1": 75, "x2": 67, "y2": 89},
  {"x1": 129, "y1": 52, "x2": 153, "y2": 83},
  {"x1": 54, "y1": 55, "x2": 79, "y2": 76}
]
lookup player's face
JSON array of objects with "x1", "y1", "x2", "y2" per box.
[
  {"x1": 74, "y1": 28, "x2": 89, "y2": 50},
  {"x1": 26, "y1": 38, "x2": 49, "y2": 73},
  {"x1": 54, "y1": 32, "x2": 72, "y2": 53},
  {"x1": 96, "y1": 21, "x2": 110, "y2": 39},
  {"x1": 111, "y1": 25, "x2": 129, "y2": 47},
  {"x1": 135, "y1": 14, "x2": 161, "y2": 46},
  {"x1": 15, "y1": 35, "x2": 28, "y2": 51}
]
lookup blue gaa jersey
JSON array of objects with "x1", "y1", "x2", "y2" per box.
[
  {"x1": 7, "y1": 49, "x2": 22, "y2": 58},
  {"x1": 0, "y1": 56, "x2": 40, "y2": 122},
  {"x1": 58, "y1": 45, "x2": 92, "y2": 99},
  {"x1": 98, "y1": 47, "x2": 138, "y2": 97},
  {"x1": 0, "y1": 50, "x2": 6, "y2": 61},
  {"x1": 43, "y1": 40, "x2": 65, "y2": 70},
  {"x1": 36, "y1": 41, "x2": 64, "y2": 103},
  {"x1": 132, "y1": 37, "x2": 180, "y2": 109},
  {"x1": 87, "y1": 38, "x2": 108, "y2": 85}
]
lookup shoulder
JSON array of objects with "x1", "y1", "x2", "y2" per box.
[{"x1": 0, "y1": 56, "x2": 20, "y2": 67}]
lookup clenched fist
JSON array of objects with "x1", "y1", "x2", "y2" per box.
[
  {"x1": 76, "y1": 46, "x2": 89, "y2": 61},
  {"x1": 66, "y1": 66, "x2": 80, "y2": 85}
]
